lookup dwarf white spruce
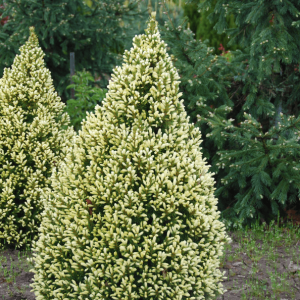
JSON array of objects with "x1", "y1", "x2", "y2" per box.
[
  {"x1": 0, "y1": 27, "x2": 76, "y2": 250},
  {"x1": 27, "y1": 12, "x2": 232, "y2": 300}
]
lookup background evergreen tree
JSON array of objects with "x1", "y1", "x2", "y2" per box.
[
  {"x1": 4, "y1": 0, "x2": 299, "y2": 231},
  {"x1": 0, "y1": 0, "x2": 147, "y2": 103},
  {"x1": 198, "y1": 0, "x2": 300, "y2": 230},
  {"x1": 181, "y1": 0, "x2": 247, "y2": 60},
  {"x1": 126, "y1": 0, "x2": 186, "y2": 41},
  {"x1": 152, "y1": 0, "x2": 300, "y2": 231}
]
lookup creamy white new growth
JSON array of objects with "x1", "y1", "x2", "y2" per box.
[
  {"x1": 27, "y1": 13, "x2": 232, "y2": 300},
  {"x1": 0, "y1": 26, "x2": 75, "y2": 250}
]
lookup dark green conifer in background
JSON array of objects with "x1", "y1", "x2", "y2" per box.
[
  {"x1": 153, "y1": 0, "x2": 300, "y2": 231},
  {"x1": 3, "y1": 0, "x2": 299, "y2": 232},
  {"x1": 182, "y1": 0, "x2": 247, "y2": 59}
]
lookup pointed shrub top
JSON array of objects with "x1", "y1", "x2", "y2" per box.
[
  {"x1": 99, "y1": 10, "x2": 184, "y2": 135},
  {"x1": 29, "y1": 26, "x2": 38, "y2": 44},
  {"x1": 0, "y1": 26, "x2": 63, "y2": 117},
  {"x1": 145, "y1": 11, "x2": 159, "y2": 35}
]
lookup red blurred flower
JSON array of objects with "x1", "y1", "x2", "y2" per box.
[
  {"x1": 86, "y1": 199, "x2": 93, "y2": 216},
  {"x1": 269, "y1": 14, "x2": 275, "y2": 26},
  {"x1": 218, "y1": 44, "x2": 225, "y2": 52},
  {"x1": 218, "y1": 43, "x2": 229, "y2": 60},
  {"x1": 0, "y1": 4, "x2": 9, "y2": 26}
]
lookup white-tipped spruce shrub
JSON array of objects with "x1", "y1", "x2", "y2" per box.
[
  {"x1": 0, "y1": 27, "x2": 76, "y2": 250},
  {"x1": 27, "y1": 13, "x2": 232, "y2": 300}
]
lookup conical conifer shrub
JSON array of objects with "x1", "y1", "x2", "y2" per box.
[
  {"x1": 0, "y1": 27, "x2": 75, "y2": 250},
  {"x1": 28, "y1": 13, "x2": 232, "y2": 299}
]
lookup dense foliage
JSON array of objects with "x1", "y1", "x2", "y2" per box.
[
  {"x1": 182, "y1": 0, "x2": 245, "y2": 58},
  {"x1": 2, "y1": 0, "x2": 299, "y2": 233},
  {"x1": 157, "y1": 0, "x2": 300, "y2": 231},
  {"x1": 65, "y1": 69, "x2": 108, "y2": 132}
]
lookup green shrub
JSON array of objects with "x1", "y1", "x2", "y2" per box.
[{"x1": 65, "y1": 69, "x2": 108, "y2": 133}]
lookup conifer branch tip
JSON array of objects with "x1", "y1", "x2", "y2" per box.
[{"x1": 29, "y1": 26, "x2": 35, "y2": 34}]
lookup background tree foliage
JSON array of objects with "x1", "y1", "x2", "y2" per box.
[
  {"x1": 182, "y1": 0, "x2": 247, "y2": 60},
  {"x1": 2, "y1": 0, "x2": 300, "y2": 232},
  {"x1": 0, "y1": 0, "x2": 147, "y2": 103},
  {"x1": 156, "y1": 0, "x2": 300, "y2": 231}
]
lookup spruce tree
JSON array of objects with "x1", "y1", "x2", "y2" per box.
[
  {"x1": 0, "y1": 0, "x2": 147, "y2": 103},
  {"x1": 154, "y1": 0, "x2": 300, "y2": 231},
  {"x1": 196, "y1": 0, "x2": 300, "y2": 230},
  {"x1": 182, "y1": 0, "x2": 246, "y2": 59}
]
